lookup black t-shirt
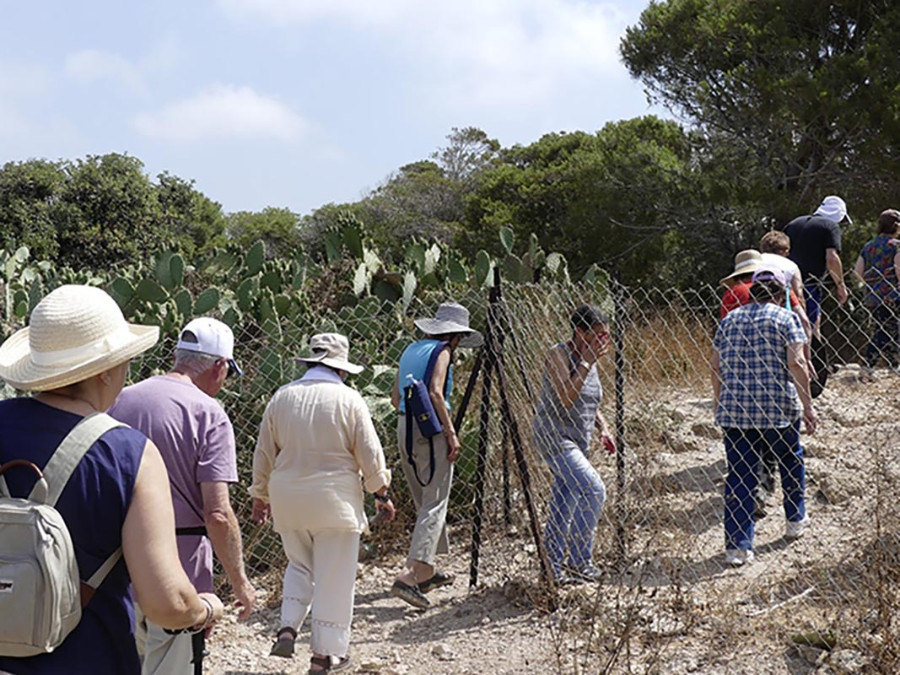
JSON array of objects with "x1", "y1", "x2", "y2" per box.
[{"x1": 784, "y1": 214, "x2": 842, "y2": 279}]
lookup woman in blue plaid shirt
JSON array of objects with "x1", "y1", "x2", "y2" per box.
[{"x1": 711, "y1": 268, "x2": 817, "y2": 567}]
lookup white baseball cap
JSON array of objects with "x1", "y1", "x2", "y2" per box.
[{"x1": 176, "y1": 317, "x2": 242, "y2": 376}]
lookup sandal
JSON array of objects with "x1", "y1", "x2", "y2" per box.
[
  {"x1": 419, "y1": 571, "x2": 455, "y2": 594},
  {"x1": 308, "y1": 654, "x2": 351, "y2": 673},
  {"x1": 270, "y1": 626, "x2": 297, "y2": 658},
  {"x1": 390, "y1": 579, "x2": 430, "y2": 609}
]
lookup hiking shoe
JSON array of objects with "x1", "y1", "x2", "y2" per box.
[
  {"x1": 725, "y1": 549, "x2": 754, "y2": 567},
  {"x1": 419, "y1": 571, "x2": 455, "y2": 594},
  {"x1": 785, "y1": 515, "x2": 810, "y2": 539},
  {"x1": 391, "y1": 580, "x2": 430, "y2": 609}
]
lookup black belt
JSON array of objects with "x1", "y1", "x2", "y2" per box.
[{"x1": 176, "y1": 526, "x2": 208, "y2": 537}]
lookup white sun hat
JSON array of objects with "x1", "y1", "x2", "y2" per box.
[
  {"x1": 296, "y1": 333, "x2": 364, "y2": 375},
  {"x1": 413, "y1": 302, "x2": 484, "y2": 348},
  {"x1": 0, "y1": 285, "x2": 159, "y2": 391},
  {"x1": 814, "y1": 195, "x2": 852, "y2": 224}
]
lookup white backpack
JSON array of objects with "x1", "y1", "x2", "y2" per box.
[{"x1": 0, "y1": 412, "x2": 125, "y2": 657}]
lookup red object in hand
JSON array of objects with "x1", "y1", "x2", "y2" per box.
[{"x1": 602, "y1": 435, "x2": 616, "y2": 455}]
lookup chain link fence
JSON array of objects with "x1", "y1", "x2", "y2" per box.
[{"x1": 3, "y1": 274, "x2": 898, "y2": 672}]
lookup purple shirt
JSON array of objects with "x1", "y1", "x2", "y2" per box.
[{"x1": 109, "y1": 375, "x2": 237, "y2": 591}]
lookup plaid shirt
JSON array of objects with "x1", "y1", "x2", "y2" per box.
[{"x1": 714, "y1": 302, "x2": 807, "y2": 429}]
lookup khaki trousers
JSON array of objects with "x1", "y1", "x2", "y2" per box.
[
  {"x1": 279, "y1": 528, "x2": 360, "y2": 658},
  {"x1": 397, "y1": 415, "x2": 452, "y2": 564}
]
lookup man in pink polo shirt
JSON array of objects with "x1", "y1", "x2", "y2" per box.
[{"x1": 110, "y1": 317, "x2": 256, "y2": 675}]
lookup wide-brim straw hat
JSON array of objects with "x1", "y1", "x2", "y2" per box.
[
  {"x1": 296, "y1": 332, "x2": 364, "y2": 375},
  {"x1": 414, "y1": 302, "x2": 484, "y2": 348},
  {"x1": 719, "y1": 250, "x2": 765, "y2": 286},
  {"x1": 0, "y1": 285, "x2": 159, "y2": 391}
]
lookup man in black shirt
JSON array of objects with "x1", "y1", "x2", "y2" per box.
[{"x1": 784, "y1": 195, "x2": 851, "y2": 333}]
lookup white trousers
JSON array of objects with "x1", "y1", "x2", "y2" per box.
[
  {"x1": 279, "y1": 528, "x2": 360, "y2": 658},
  {"x1": 136, "y1": 604, "x2": 194, "y2": 675}
]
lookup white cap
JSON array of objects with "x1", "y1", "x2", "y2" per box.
[
  {"x1": 814, "y1": 195, "x2": 851, "y2": 224},
  {"x1": 176, "y1": 317, "x2": 242, "y2": 376}
]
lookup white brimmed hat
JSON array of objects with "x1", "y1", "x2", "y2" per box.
[
  {"x1": 0, "y1": 285, "x2": 159, "y2": 391},
  {"x1": 296, "y1": 333, "x2": 364, "y2": 375},
  {"x1": 414, "y1": 302, "x2": 484, "y2": 348},
  {"x1": 719, "y1": 250, "x2": 765, "y2": 286},
  {"x1": 176, "y1": 317, "x2": 242, "y2": 376},
  {"x1": 814, "y1": 195, "x2": 852, "y2": 224}
]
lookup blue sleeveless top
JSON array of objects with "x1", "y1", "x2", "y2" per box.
[
  {"x1": 531, "y1": 343, "x2": 603, "y2": 456},
  {"x1": 396, "y1": 339, "x2": 453, "y2": 414},
  {"x1": 0, "y1": 398, "x2": 146, "y2": 675}
]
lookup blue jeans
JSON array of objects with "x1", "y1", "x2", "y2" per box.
[
  {"x1": 865, "y1": 303, "x2": 899, "y2": 367},
  {"x1": 543, "y1": 443, "x2": 606, "y2": 574},
  {"x1": 723, "y1": 423, "x2": 806, "y2": 551},
  {"x1": 805, "y1": 281, "x2": 823, "y2": 327}
]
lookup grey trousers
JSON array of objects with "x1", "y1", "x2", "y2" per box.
[{"x1": 397, "y1": 415, "x2": 452, "y2": 565}]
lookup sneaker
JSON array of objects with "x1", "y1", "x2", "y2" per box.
[
  {"x1": 565, "y1": 564, "x2": 604, "y2": 583},
  {"x1": 724, "y1": 549, "x2": 754, "y2": 567},
  {"x1": 785, "y1": 515, "x2": 810, "y2": 539}
]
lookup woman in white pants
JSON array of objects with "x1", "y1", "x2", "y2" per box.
[{"x1": 250, "y1": 333, "x2": 394, "y2": 674}]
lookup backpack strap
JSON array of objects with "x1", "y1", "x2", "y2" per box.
[
  {"x1": 423, "y1": 341, "x2": 448, "y2": 395},
  {"x1": 30, "y1": 411, "x2": 128, "y2": 604},
  {"x1": 405, "y1": 393, "x2": 436, "y2": 488},
  {"x1": 33, "y1": 412, "x2": 125, "y2": 507}
]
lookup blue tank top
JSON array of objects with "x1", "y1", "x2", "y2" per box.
[
  {"x1": 531, "y1": 343, "x2": 603, "y2": 456},
  {"x1": 0, "y1": 398, "x2": 146, "y2": 675},
  {"x1": 396, "y1": 339, "x2": 453, "y2": 414}
]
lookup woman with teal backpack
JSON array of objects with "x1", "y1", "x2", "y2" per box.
[{"x1": 389, "y1": 302, "x2": 482, "y2": 609}]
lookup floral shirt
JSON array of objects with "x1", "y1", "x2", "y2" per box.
[{"x1": 858, "y1": 234, "x2": 899, "y2": 308}]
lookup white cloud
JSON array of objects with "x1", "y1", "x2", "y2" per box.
[
  {"x1": 215, "y1": 0, "x2": 414, "y2": 26},
  {"x1": 215, "y1": 0, "x2": 628, "y2": 109},
  {"x1": 134, "y1": 85, "x2": 308, "y2": 142},
  {"x1": 64, "y1": 38, "x2": 180, "y2": 96},
  {"x1": 65, "y1": 49, "x2": 146, "y2": 94}
]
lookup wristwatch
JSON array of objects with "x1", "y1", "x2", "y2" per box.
[
  {"x1": 374, "y1": 491, "x2": 390, "y2": 503},
  {"x1": 579, "y1": 359, "x2": 592, "y2": 371}
]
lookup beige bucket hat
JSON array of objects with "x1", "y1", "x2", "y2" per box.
[
  {"x1": 296, "y1": 333, "x2": 364, "y2": 375},
  {"x1": 0, "y1": 285, "x2": 159, "y2": 391},
  {"x1": 719, "y1": 250, "x2": 765, "y2": 286}
]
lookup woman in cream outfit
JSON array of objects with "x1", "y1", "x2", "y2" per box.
[{"x1": 251, "y1": 333, "x2": 394, "y2": 674}]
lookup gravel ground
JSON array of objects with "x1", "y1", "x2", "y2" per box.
[{"x1": 203, "y1": 363, "x2": 897, "y2": 674}]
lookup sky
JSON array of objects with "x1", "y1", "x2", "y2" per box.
[{"x1": 0, "y1": 0, "x2": 665, "y2": 217}]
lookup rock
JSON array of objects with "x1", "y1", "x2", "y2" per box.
[
  {"x1": 432, "y1": 644, "x2": 455, "y2": 660},
  {"x1": 690, "y1": 421, "x2": 720, "y2": 440},
  {"x1": 828, "y1": 649, "x2": 867, "y2": 674},
  {"x1": 660, "y1": 428, "x2": 704, "y2": 454},
  {"x1": 796, "y1": 645, "x2": 827, "y2": 666}
]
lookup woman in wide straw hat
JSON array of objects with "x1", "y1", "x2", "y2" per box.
[
  {"x1": 388, "y1": 301, "x2": 482, "y2": 609},
  {"x1": 0, "y1": 285, "x2": 224, "y2": 674},
  {"x1": 250, "y1": 333, "x2": 394, "y2": 673}
]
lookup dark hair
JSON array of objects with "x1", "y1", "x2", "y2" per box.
[
  {"x1": 571, "y1": 304, "x2": 608, "y2": 332},
  {"x1": 877, "y1": 210, "x2": 900, "y2": 235},
  {"x1": 749, "y1": 279, "x2": 784, "y2": 303}
]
